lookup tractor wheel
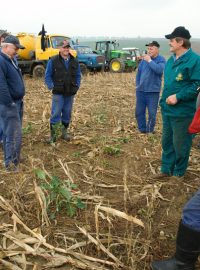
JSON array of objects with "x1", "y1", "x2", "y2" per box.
[
  {"x1": 32, "y1": 65, "x2": 45, "y2": 78},
  {"x1": 109, "y1": 58, "x2": 125, "y2": 73},
  {"x1": 80, "y1": 63, "x2": 89, "y2": 76}
]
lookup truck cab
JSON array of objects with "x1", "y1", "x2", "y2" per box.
[
  {"x1": 17, "y1": 33, "x2": 76, "y2": 77},
  {"x1": 73, "y1": 45, "x2": 105, "y2": 75}
]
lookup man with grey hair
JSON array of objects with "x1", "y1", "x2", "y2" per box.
[
  {"x1": 151, "y1": 26, "x2": 200, "y2": 270},
  {"x1": 0, "y1": 32, "x2": 9, "y2": 147},
  {"x1": 154, "y1": 26, "x2": 200, "y2": 180},
  {"x1": 0, "y1": 35, "x2": 25, "y2": 171}
]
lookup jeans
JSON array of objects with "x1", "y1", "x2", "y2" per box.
[
  {"x1": 183, "y1": 189, "x2": 200, "y2": 231},
  {"x1": 50, "y1": 94, "x2": 74, "y2": 125},
  {"x1": 161, "y1": 114, "x2": 193, "y2": 176},
  {"x1": 0, "y1": 123, "x2": 2, "y2": 143},
  {"x1": 0, "y1": 100, "x2": 23, "y2": 168},
  {"x1": 135, "y1": 91, "x2": 160, "y2": 133}
]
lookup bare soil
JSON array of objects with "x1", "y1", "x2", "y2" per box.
[{"x1": 0, "y1": 73, "x2": 200, "y2": 270}]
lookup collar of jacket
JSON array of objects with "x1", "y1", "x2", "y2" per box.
[{"x1": 172, "y1": 48, "x2": 192, "y2": 63}]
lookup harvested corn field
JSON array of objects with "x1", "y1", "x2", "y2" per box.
[{"x1": 0, "y1": 73, "x2": 200, "y2": 270}]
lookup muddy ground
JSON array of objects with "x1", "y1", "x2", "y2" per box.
[{"x1": 0, "y1": 73, "x2": 200, "y2": 270}]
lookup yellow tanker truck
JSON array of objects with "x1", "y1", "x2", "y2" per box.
[{"x1": 17, "y1": 32, "x2": 76, "y2": 77}]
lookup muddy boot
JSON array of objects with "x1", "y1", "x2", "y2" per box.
[
  {"x1": 151, "y1": 221, "x2": 200, "y2": 270},
  {"x1": 46, "y1": 124, "x2": 57, "y2": 143},
  {"x1": 61, "y1": 124, "x2": 71, "y2": 141}
]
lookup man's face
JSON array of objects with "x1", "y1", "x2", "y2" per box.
[
  {"x1": 169, "y1": 38, "x2": 183, "y2": 53},
  {"x1": 147, "y1": 46, "x2": 159, "y2": 58},
  {"x1": 59, "y1": 46, "x2": 70, "y2": 58},
  {"x1": 4, "y1": 44, "x2": 19, "y2": 58}
]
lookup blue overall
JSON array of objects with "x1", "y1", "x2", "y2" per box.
[
  {"x1": 0, "y1": 52, "x2": 25, "y2": 168},
  {"x1": 135, "y1": 54, "x2": 166, "y2": 133}
]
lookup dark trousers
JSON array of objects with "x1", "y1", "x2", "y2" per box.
[
  {"x1": 0, "y1": 100, "x2": 23, "y2": 167},
  {"x1": 161, "y1": 114, "x2": 193, "y2": 176},
  {"x1": 135, "y1": 91, "x2": 160, "y2": 133}
]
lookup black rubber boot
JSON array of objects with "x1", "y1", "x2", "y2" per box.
[
  {"x1": 151, "y1": 221, "x2": 200, "y2": 270},
  {"x1": 61, "y1": 122, "x2": 71, "y2": 141}
]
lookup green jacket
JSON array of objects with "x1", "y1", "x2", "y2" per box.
[{"x1": 160, "y1": 49, "x2": 200, "y2": 117}]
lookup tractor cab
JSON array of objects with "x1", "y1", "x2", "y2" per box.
[{"x1": 95, "y1": 40, "x2": 137, "y2": 72}]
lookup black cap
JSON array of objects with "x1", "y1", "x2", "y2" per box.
[
  {"x1": 57, "y1": 40, "x2": 71, "y2": 48},
  {"x1": 4, "y1": 35, "x2": 25, "y2": 49},
  {"x1": 165, "y1": 26, "x2": 191, "y2": 40},
  {"x1": 145, "y1": 41, "x2": 160, "y2": 48}
]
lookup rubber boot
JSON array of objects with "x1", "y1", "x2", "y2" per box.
[
  {"x1": 46, "y1": 124, "x2": 57, "y2": 143},
  {"x1": 151, "y1": 221, "x2": 200, "y2": 270},
  {"x1": 61, "y1": 123, "x2": 71, "y2": 141}
]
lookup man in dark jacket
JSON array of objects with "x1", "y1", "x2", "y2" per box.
[
  {"x1": 0, "y1": 35, "x2": 25, "y2": 171},
  {"x1": 0, "y1": 32, "x2": 9, "y2": 147},
  {"x1": 45, "y1": 40, "x2": 81, "y2": 143},
  {"x1": 135, "y1": 41, "x2": 166, "y2": 133}
]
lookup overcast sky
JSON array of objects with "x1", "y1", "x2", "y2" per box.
[{"x1": 1, "y1": 0, "x2": 200, "y2": 38}]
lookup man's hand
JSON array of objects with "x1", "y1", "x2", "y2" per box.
[
  {"x1": 166, "y1": 94, "x2": 178, "y2": 105},
  {"x1": 143, "y1": 54, "x2": 151, "y2": 62}
]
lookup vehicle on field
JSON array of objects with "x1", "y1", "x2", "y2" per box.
[
  {"x1": 73, "y1": 45, "x2": 105, "y2": 75},
  {"x1": 16, "y1": 28, "x2": 76, "y2": 78},
  {"x1": 122, "y1": 47, "x2": 141, "y2": 62},
  {"x1": 94, "y1": 40, "x2": 138, "y2": 72}
]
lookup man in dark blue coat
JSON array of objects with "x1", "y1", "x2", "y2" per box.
[{"x1": 0, "y1": 35, "x2": 25, "y2": 171}]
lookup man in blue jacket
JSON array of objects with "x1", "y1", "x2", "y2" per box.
[
  {"x1": 45, "y1": 40, "x2": 81, "y2": 143},
  {"x1": 0, "y1": 35, "x2": 25, "y2": 171},
  {"x1": 135, "y1": 41, "x2": 166, "y2": 133},
  {"x1": 0, "y1": 32, "x2": 9, "y2": 148}
]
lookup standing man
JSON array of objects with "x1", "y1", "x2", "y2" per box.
[
  {"x1": 45, "y1": 40, "x2": 81, "y2": 143},
  {"x1": 0, "y1": 32, "x2": 9, "y2": 147},
  {"x1": 135, "y1": 41, "x2": 166, "y2": 133},
  {"x1": 156, "y1": 26, "x2": 200, "y2": 179},
  {"x1": 0, "y1": 35, "x2": 25, "y2": 171}
]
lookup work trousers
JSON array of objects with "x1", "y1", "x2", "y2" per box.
[
  {"x1": 161, "y1": 114, "x2": 193, "y2": 176},
  {"x1": 50, "y1": 94, "x2": 74, "y2": 126},
  {"x1": 0, "y1": 100, "x2": 23, "y2": 168},
  {"x1": 135, "y1": 91, "x2": 160, "y2": 133}
]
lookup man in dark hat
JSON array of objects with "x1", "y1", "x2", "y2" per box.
[
  {"x1": 154, "y1": 26, "x2": 200, "y2": 180},
  {"x1": 45, "y1": 39, "x2": 81, "y2": 143},
  {"x1": 135, "y1": 40, "x2": 166, "y2": 133},
  {"x1": 0, "y1": 32, "x2": 9, "y2": 147},
  {"x1": 0, "y1": 35, "x2": 25, "y2": 171}
]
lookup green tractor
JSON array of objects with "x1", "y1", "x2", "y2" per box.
[{"x1": 94, "y1": 40, "x2": 138, "y2": 72}]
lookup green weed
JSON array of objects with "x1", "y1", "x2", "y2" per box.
[
  {"x1": 103, "y1": 145, "x2": 121, "y2": 155},
  {"x1": 22, "y1": 122, "x2": 32, "y2": 134},
  {"x1": 34, "y1": 169, "x2": 85, "y2": 218}
]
